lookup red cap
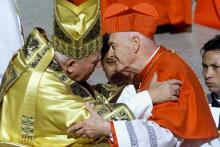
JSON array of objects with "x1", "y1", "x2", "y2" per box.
[{"x1": 101, "y1": 0, "x2": 159, "y2": 38}]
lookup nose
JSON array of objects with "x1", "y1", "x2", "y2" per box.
[
  {"x1": 204, "y1": 68, "x2": 214, "y2": 79},
  {"x1": 95, "y1": 60, "x2": 101, "y2": 68}
]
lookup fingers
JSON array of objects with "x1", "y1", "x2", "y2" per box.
[
  {"x1": 74, "y1": 128, "x2": 84, "y2": 137},
  {"x1": 171, "y1": 84, "x2": 180, "y2": 90},
  {"x1": 81, "y1": 134, "x2": 88, "y2": 138},
  {"x1": 173, "y1": 89, "x2": 180, "y2": 96},
  {"x1": 67, "y1": 122, "x2": 83, "y2": 135},
  {"x1": 170, "y1": 96, "x2": 178, "y2": 101},
  {"x1": 85, "y1": 102, "x2": 96, "y2": 116},
  {"x1": 167, "y1": 79, "x2": 182, "y2": 85},
  {"x1": 68, "y1": 125, "x2": 89, "y2": 138},
  {"x1": 149, "y1": 72, "x2": 158, "y2": 85}
]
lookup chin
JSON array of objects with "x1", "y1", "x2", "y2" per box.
[
  {"x1": 208, "y1": 87, "x2": 219, "y2": 93},
  {"x1": 80, "y1": 75, "x2": 91, "y2": 81}
]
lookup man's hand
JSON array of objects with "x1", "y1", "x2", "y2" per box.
[
  {"x1": 148, "y1": 73, "x2": 182, "y2": 104},
  {"x1": 67, "y1": 103, "x2": 111, "y2": 138}
]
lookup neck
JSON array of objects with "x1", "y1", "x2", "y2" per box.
[{"x1": 131, "y1": 43, "x2": 159, "y2": 74}]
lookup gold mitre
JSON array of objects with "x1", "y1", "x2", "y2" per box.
[{"x1": 51, "y1": 0, "x2": 102, "y2": 58}]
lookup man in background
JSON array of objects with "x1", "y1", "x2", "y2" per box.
[{"x1": 201, "y1": 35, "x2": 220, "y2": 129}]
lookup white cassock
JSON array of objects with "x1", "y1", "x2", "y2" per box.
[
  {"x1": 0, "y1": 0, "x2": 24, "y2": 83},
  {"x1": 114, "y1": 85, "x2": 220, "y2": 147}
]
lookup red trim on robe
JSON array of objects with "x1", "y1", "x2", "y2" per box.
[
  {"x1": 109, "y1": 121, "x2": 119, "y2": 147},
  {"x1": 134, "y1": 46, "x2": 219, "y2": 139}
]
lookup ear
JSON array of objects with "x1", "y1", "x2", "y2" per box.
[
  {"x1": 131, "y1": 36, "x2": 140, "y2": 53},
  {"x1": 66, "y1": 58, "x2": 77, "y2": 74}
]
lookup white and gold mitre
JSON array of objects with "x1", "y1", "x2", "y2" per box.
[{"x1": 50, "y1": 0, "x2": 102, "y2": 58}]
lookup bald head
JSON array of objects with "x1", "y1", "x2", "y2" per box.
[
  {"x1": 108, "y1": 31, "x2": 158, "y2": 75},
  {"x1": 54, "y1": 51, "x2": 101, "y2": 82}
]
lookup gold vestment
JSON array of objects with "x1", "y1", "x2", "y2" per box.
[{"x1": 0, "y1": 28, "x2": 134, "y2": 147}]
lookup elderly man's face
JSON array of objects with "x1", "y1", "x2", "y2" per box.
[
  {"x1": 70, "y1": 52, "x2": 101, "y2": 81},
  {"x1": 202, "y1": 50, "x2": 220, "y2": 93},
  {"x1": 108, "y1": 32, "x2": 136, "y2": 73}
]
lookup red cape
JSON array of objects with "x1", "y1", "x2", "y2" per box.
[{"x1": 135, "y1": 46, "x2": 218, "y2": 139}]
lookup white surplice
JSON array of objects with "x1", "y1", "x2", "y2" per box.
[{"x1": 115, "y1": 85, "x2": 220, "y2": 147}]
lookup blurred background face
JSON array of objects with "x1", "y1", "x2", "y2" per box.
[
  {"x1": 202, "y1": 50, "x2": 220, "y2": 93},
  {"x1": 102, "y1": 48, "x2": 116, "y2": 81},
  {"x1": 71, "y1": 52, "x2": 101, "y2": 81},
  {"x1": 108, "y1": 32, "x2": 136, "y2": 73},
  {"x1": 102, "y1": 48, "x2": 130, "y2": 84}
]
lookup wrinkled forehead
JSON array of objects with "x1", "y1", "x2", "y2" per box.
[
  {"x1": 109, "y1": 31, "x2": 139, "y2": 44},
  {"x1": 109, "y1": 32, "x2": 128, "y2": 43}
]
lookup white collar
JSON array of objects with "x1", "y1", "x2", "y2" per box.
[{"x1": 147, "y1": 46, "x2": 160, "y2": 63}]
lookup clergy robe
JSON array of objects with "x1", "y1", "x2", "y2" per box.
[
  {"x1": 0, "y1": 28, "x2": 135, "y2": 147},
  {"x1": 137, "y1": 46, "x2": 218, "y2": 139},
  {"x1": 100, "y1": 0, "x2": 192, "y2": 26},
  {"x1": 109, "y1": 46, "x2": 219, "y2": 147},
  {"x1": 195, "y1": 0, "x2": 220, "y2": 29},
  {"x1": 148, "y1": 0, "x2": 192, "y2": 26}
]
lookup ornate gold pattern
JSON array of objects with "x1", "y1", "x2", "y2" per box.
[
  {"x1": 0, "y1": 28, "x2": 51, "y2": 103},
  {"x1": 71, "y1": 82, "x2": 90, "y2": 98},
  {"x1": 52, "y1": 0, "x2": 102, "y2": 58},
  {"x1": 22, "y1": 34, "x2": 40, "y2": 60},
  {"x1": 95, "y1": 103, "x2": 135, "y2": 121},
  {"x1": 21, "y1": 115, "x2": 34, "y2": 143},
  {"x1": 50, "y1": 34, "x2": 102, "y2": 59},
  {"x1": 0, "y1": 62, "x2": 20, "y2": 101},
  {"x1": 93, "y1": 83, "x2": 127, "y2": 103}
]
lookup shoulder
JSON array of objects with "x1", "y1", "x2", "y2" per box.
[
  {"x1": 157, "y1": 50, "x2": 195, "y2": 76},
  {"x1": 19, "y1": 28, "x2": 53, "y2": 68}
]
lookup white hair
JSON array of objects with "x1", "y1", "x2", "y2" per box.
[{"x1": 54, "y1": 51, "x2": 71, "y2": 65}]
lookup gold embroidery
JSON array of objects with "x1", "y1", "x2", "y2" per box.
[
  {"x1": 93, "y1": 84, "x2": 126, "y2": 103},
  {"x1": 21, "y1": 115, "x2": 34, "y2": 141},
  {"x1": 0, "y1": 62, "x2": 20, "y2": 101},
  {"x1": 22, "y1": 34, "x2": 40, "y2": 60},
  {"x1": 50, "y1": 35, "x2": 102, "y2": 59},
  {"x1": 95, "y1": 103, "x2": 135, "y2": 121},
  {"x1": 0, "y1": 28, "x2": 51, "y2": 102},
  {"x1": 53, "y1": 0, "x2": 102, "y2": 58}
]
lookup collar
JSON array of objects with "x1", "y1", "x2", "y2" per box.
[{"x1": 133, "y1": 46, "x2": 167, "y2": 88}]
